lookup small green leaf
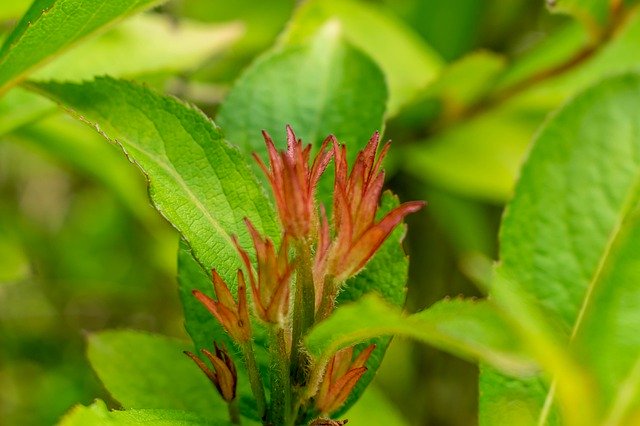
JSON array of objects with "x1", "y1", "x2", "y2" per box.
[
  {"x1": 86, "y1": 331, "x2": 225, "y2": 418},
  {"x1": 482, "y1": 73, "x2": 640, "y2": 425},
  {"x1": 29, "y1": 77, "x2": 279, "y2": 288},
  {"x1": 31, "y1": 14, "x2": 243, "y2": 82},
  {"x1": 217, "y1": 23, "x2": 387, "y2": 161},
  {"x1": 305, "y1": 294, "x2": 535, "y2": 378},
  {"x1": 59, "y1": 400, "x2": 227, "y2": 426},
  {"x1": 421, "y1": 50, "x2": 506, "y2": 109},
  {"x1": 280, "y1": 0, "x2": 442, "y2": 115},
  {"x1": 0, "y1": 0, "x2": 167, "y2": 95}
]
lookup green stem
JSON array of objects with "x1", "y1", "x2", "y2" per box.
[
  {"x1": 228, "y1": 399, "x2": 241, "y2": 425},
  {"x1": 290, "y1": 240, "x2": 315, "y2": 380},
  {"x1": 269, "y1": 326, "x2": 292, "y2": 426},
  {"x1": 240, "y1": 341, "x2": 267, "y2": 421}
]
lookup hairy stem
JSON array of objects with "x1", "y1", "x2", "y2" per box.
[
  {"x1": 269, "y1": 326, "x2": 292, "y2": 426},
  {"x1": 240, "y1": 341, "x2": 267, "y2": 421},
  {"x1": 290, "y1": 239, "x2": 315, "y2": 381},
  {"x1": 228, "y1": 398, "x2": 241, "y2": 425}
]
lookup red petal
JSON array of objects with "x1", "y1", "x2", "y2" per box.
[
  {"x1": 212, "y1": 270, "x2": 236, "y2": 310},
  {"x1": 337, "y1": 201, "x2": 425, "y2": 280}
]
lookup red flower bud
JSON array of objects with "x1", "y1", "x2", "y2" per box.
[
  {"x1": 193, "y1": 269, "x2": 251, "y2": 343},
  {"x1": 255, "y1": 125, "x2": 334, "y2": 240},
  {"x1": 320, "y1": 132, "x2": 425, "y2": 283},
  {"x1": 185, "y1": 342, "x2": 237, "y2": 402},
  {"x1": 315, "y1": 344, "x2": 376, "y2": 415},
  {"x1": 234, "y1": 219, "x2": 294, "y2": 325}
]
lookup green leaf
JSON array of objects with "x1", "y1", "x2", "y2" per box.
[
  {"x1": 305, "y1": 294, "x2": 535, "y2": 378},
  {"x1": 482, "y1": 74, "x2": 640, "y2": 425},
  {"x1": 30, "y1": 14, "x2": 243, "y2": 82},
  {"x1": 402, "y1": 9, "x2": 640, "y2": 202},
  {"x1": 0, "y1": 0, "x2": 169, "y2": 95},
  {"x1": 421, "y1": 50, "x2": 506, "y2": 110},
  {"x1": 280, "y1": 0, "x2": 443, "y2": 115},
  {"x1": 402, "y1": 105, "x2": 538, "y2": 202},
  {"x1": 59, "y1": 400, "x2": 226, "y2": 426},
  {"x1": 217, "y1": 23, "x2": 387, "y2": 161},
  {"x1": 28, "y1": 77, "x2": 279, "y2": 287},
  {"x1": 86, "y1": 331, "x2": 225, "y2": 418},
  {"x1": 343, "y1": 385, "x2": 408, "y2": 426}
]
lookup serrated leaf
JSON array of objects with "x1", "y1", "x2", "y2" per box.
[
  {"x1": 217, "y1": 23, "x2": 387, "y2": 162},
  {"x1": 279, "y1": 0, "x2": 443, "y2": 115},
  {"x1": 0, "y1": 0, "x2": 167, "y2": 95},
  {"x1": 28, "y1": 77, "x2": 279, "y2": 289},
  {"x1": 59, "y1": 400, "x2": 225, "y2": 426},
  {"x1": 86, "y1": 331, "x2": 225, "y2": 418},
  {"x1": 305, "y1": 294, "x2": 535, "y2": 380},
  {"x1": 31, "y1": 14, "x2": 243, "y2": 82},
  {"x1": 482, "y1": 74, "x2": 640, "y2": 425}
]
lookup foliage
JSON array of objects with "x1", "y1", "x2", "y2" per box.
[{"x1": 1, "y1": 0, "x2": 640, "y2": 425}]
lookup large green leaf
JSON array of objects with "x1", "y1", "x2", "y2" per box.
[
  {"x1": 217, "y1": 23, "x2": 387, "y2": 162},
  {"x1": 58, "y1": 400, "x2": 230, "y2": 426},
  {"x1": 279, "y1": 0, "x2": 443, "y2": 115},
  {"x1": 1, "y1": 14, "x2": 241, "y2": 137},
  {"x1": 86, "y1": 331, "x2": 225, "y2": 418},
  {"x1": 0, "y1": 0, "x2": 167, "y2": 95},
  {"x1": 28, "y1": 77, "x2": 279, "y2": 287},
  {"x1": 481, "y1": 74, "x2": 640, "y2": 425},
  {"x1": 305, "y1": 294, "x2": 535, "y2": 377},
  {"x1": 31, "y1": 14, "x2": 243, "y2": 82}
]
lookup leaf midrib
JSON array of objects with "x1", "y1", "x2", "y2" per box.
[{"x1": 538, "y1": 161, "x2": 640, "y2": 424}]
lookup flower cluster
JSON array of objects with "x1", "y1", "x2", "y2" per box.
[{"x1": 185, "y1": 126, "x2": 424, "y2": 424}]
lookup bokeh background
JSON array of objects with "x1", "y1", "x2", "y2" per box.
[{"x1": 0, "y1": 1, "x2": 591, "y2": 424}]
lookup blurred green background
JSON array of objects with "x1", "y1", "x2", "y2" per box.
[{"x1": 0, "y1": 0, "x2": 587, "y2": 424}]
